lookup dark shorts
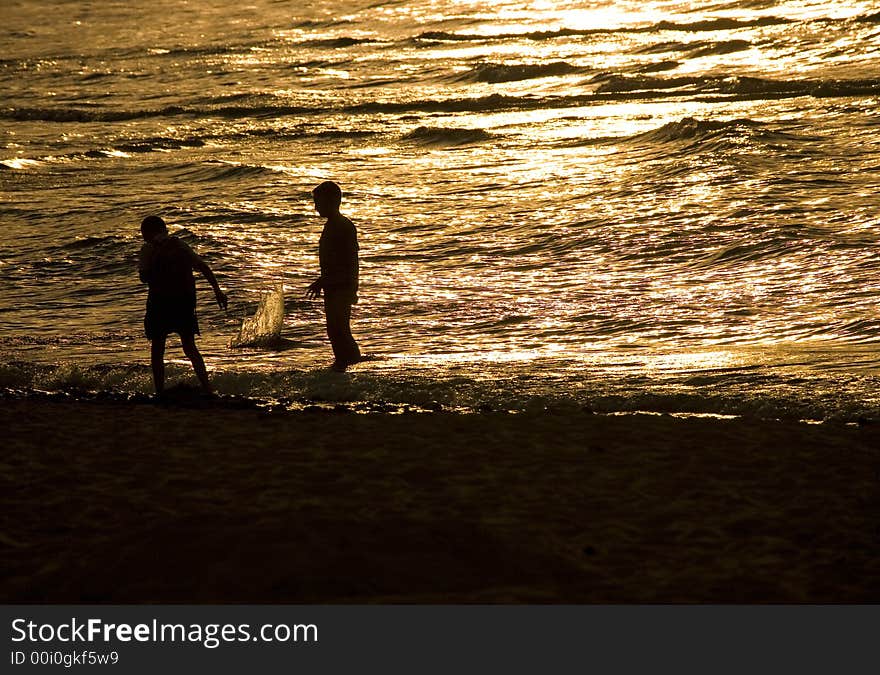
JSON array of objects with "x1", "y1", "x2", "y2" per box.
[
  {"x1": 324, "y1": 287, "x2": 358, "y2": 305},
  {"x1": 144, "y1": 296, "x2": 199, "y2": 340}
]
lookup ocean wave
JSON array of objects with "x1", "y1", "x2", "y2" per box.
[
  {"x1": 56, "y1": 235, "x2": 131, "y2": 252},
  {"x1": 689, "y1": 239, "x2": 797, "y2": 269},
  {"x1": 401, "y1": 126, "x2": 495, "y2": 146},
  {"x1": 634, "y1": 40, "x2": 698, "y2": 54},
  {"x1": 716, "y1": 76, "x2": 814, "y2": 95},
  {"x1": 413, "y1": 30, "x2": 490, "y2": 42},
  {"x1": 593, "y1": 73, "x2": 704, "y2": 94},
  {"x1": 824, "y1": 318, "x2": 880, "y2": 343},
  {"x1": 685, "y1": 39, "x2": 752, "y2": 57},
  {"x1": 593, "y1": 73, "x2": 809, "y2": 96},
  {"x1": 352, "y1": 93, "x2": 531, "y2": 114},
  {"x1": 1, "y1": 360, "x2": 877, "y2": 422},
  {"x1": 653, "y1": 16, "x2": 791, "y2": 32},
  {"x1": 310, "y1": 129, "x2": 379, "y2": 139},
  {"x1": 696, "y1": 0, "x2": 779, "y2": 10},
  {"x1": 115, "y1": 136, "x2": 206, "y2": 153},
  {"x1": 453, "y1": 61, "x2": 587, "y2": 83},
  {"x1": 1, "y1": 105, "x2": 188, "y2": 123},
  {"x1": 634, "y1": 39, "x2": 750, "y2": 57},
  {"x1": 3, "y1": 126, "x2": 379, "y2": 170},
  {"x1": 299, "y1": 36, "x2": 386, "y2": 48},
  {"x1": 637, "y1": 60, "x2": 680, "y2": 73},
  {"x1": 413, "y1": 27, "x2": 616, "y2": 44},
  {"x1": 168, "y1": 160, "x2": 282, "y2": 183},
  {"x1": 412, "y1": 16, "x2": 790, "y2": 44},
  {"x1": 222, "y1": 126, "x2": 378, "y2": 141},
  {"x1": 856, "y1": 11, "x2": 880, "y2": 24},
  {"x1": 593, "y1": 73, "x2": 880, "y2": 100},
  {"x1": 146, "y1": 41, "x2": 276, "y2": 58},
  {"x1": 3, "y1": 135, "x2": 210, "y2": 168},
  {"x1": 293, "y1": 19, "x2": 355, "y2": 29},
  {"x1": 557, "y1": 115, "x2": 820, "y2": 151},
  {"x1": 1, "y1": 102, "x2": 332, "y2": 124},
  {"x1": 6, "y1": 73, "x2": 878, "y2": 127},
  {"x1": 625, "y1": 117, "x2": 773, "y2": 146},
  {"x1": 204, "y1": 92, "x2": 264, "y2": 104},
  {"x1": 0, "y1": 40, "x2": 283, "y2": 72},
  {"x1": 79, "y1": 71, "x2": 114, "y2": 82},
  {"x1": 810, "y1": 79, "x2": 880, "y2": 97}
]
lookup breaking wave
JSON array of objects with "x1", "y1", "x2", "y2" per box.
[
  {"x1": 1, "y1": 359, "x2": 877, "y2": 422},
  {"x1": 628, "y1": 116, "x2": 766, "y2": 143}
]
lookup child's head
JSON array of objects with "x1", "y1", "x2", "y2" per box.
[
  {"x1": 312, "y1": 181, "x2": 342, "y2": 217},
  {"x1": 140, "y1": 215, "x2": 167, "y2": 242}
]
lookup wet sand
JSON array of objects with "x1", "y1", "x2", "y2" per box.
[{"x1": 2, "y1": 398, "x2": 878, "y2": 603}]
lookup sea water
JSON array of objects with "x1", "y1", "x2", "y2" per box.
[{"x1": 2, "y1": 0, "x2": 880, "y2": 420}]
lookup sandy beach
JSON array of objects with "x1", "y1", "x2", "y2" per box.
[{"x1": 2, "y1": 397, "x2": 878, "y2": 603}]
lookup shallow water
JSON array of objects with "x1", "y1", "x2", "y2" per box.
[{"x1": 2, "y1": 0, "x2": 880, "y2": 419}]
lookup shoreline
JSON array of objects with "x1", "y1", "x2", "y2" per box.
[{"x1": 2, "y1": 398, "x2": 878, "y2": 603}]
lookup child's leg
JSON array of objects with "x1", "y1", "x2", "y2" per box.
[
  {"x1": 150, "y1": 336, "x2": 166, "y2": 394},
  {"x1": 324, "y1": 293, "x2": 360, "y2": 367},
  {"x1": 180, "y1": 333, "x2": 211, "y2": 393}
]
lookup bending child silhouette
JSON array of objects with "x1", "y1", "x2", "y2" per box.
[
  {"x1": 138, "y1": 215, "x2": 227, "y2": 395},
  {"x1": 306, "y1": 181, "x2": 361, "y2": 371}
]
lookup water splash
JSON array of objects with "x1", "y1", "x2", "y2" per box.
[{"x1": 230, "y1": 283, "x2": 285, "y2": 348}]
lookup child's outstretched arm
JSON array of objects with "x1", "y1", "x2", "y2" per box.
[{"x1": 191, "y1": 253, "x2": 228, "y2": 310}]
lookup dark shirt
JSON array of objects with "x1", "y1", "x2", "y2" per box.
[
  {"x1": 138, "y1": 234, "x2": 197, "y2": 303},
  {"x1": 319, "y1": 215, "x2": 359, "y2": 294}
]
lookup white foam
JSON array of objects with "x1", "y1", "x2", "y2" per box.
[{"x1": 1, "y1": 158, "x2": 41, "y2": 170}]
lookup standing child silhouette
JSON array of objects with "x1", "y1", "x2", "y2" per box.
[
  {"x1": 306, "y1": 181, "x2": 361, "y2": 371},
  {"x1": 138, "y1": 215, "x2": 228, "y2": 395}
]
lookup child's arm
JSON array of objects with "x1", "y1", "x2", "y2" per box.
[{"x1": 188, "y1": 249, "x2": 228, "y2": 310}]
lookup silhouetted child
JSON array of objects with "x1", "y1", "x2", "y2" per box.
[
  {"x1": 138, "y1": 215, "x2": 227, "y2": 395},
  {"x1": 305, "y1": 181, "x2": 361, "y2": 371}
]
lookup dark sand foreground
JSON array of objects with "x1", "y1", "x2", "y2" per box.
[{"x1": 2, "y1": 398, "x2": 878, "y2": 602}]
